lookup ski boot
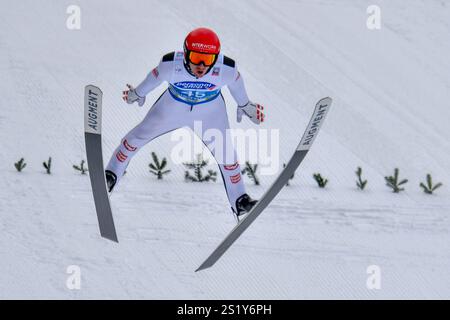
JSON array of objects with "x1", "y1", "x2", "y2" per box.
[
  {"x1": 105, "y1": 170, "x2": 117, "y2": 193},
  {"x1": 233, "y1": 193, "x2": 258, "y2": 222}
]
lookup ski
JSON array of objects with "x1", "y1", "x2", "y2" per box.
[
  {"x1": 196, "y1": 97, "x2": 332, "y2": 271},
  {"x1": 84, "y1": 85, "x2": 118, "y2": 242}
]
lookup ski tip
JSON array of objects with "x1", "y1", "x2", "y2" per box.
[
  {"x1": 319, "y1": 96, "x2": 332, "y2": 104},
  {"x1": 85, "y1": 84, "x2": 103, "y2": 94}
]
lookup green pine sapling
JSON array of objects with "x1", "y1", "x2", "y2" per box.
[
  {"x1": 14, "y1": 158, "x2": 27, "y2": 172},
  {"x1": 149, "y1": 152, "x2": 171, "y2": 180},
  {"x1": 184, "y1": 154, "x2": 217, "y2": 182},
  {"x1": 73, "y1": 160, "x2": 88, "y2": 174},
  {"x1": 385, "y1": 168, "x2": 408, "y2": 193},
  {"x1": 43, "y1": 157, "x2": 52, "y2": 174},
  {"x1": 420, "y1": 174, "x2": 443, "y2": 194},
  {"x1": 313, "y1": 173, "x2": 328, "y2": 188},
  {"x1": 355, "y1": 166, "x2": 367, "y2": 190},
  {"x1": 242, "y1": 161, "x2": 260, "y2": 185}
]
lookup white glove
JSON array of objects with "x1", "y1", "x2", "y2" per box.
[
  {"x1": 237, "y1": 101, "x2": 265, "y2": 124},
  {"x1": 122, "y1": 84, "x2": 146, "y2": 106}
]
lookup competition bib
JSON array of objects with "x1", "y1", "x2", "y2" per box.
[{"x1": 168, "y1": 81, "x2": 221, "y2": 105}]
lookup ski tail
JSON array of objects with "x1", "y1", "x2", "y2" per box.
[
  {"x1": 84, "y1": 85, "x2": 118, "y2": 242},
  {"x1": 196, "y1": 97, "x2": 332, "y2": 271}
]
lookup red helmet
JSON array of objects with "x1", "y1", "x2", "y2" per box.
[{"x1": 184, "y1": 27, "x2": 221, "y2": 54}]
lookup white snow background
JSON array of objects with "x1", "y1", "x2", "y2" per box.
[{"x1": 0, "y1": 0, "x2": 449, "y2": 299}]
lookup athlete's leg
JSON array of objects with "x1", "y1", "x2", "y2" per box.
[
  {"x1": 189, "y1": 96, "x2": 246, "y2": 212},
  {"x1": 106, "y1": 91, "x2": 183, "y2": 185}
]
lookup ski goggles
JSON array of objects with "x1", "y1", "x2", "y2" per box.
[{"x1": 187, "y1": 51, "x2": 217, "y2": 66}]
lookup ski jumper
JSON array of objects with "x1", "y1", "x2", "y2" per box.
[{"x1": 106, "y1": 51, "x2": 250, "y2": 212}]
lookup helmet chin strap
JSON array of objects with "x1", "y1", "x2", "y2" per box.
[{"x1": 183, "y1": 60, "x2": 197, "y2": 77}]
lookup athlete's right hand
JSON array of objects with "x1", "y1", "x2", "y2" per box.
[{"x1": 122, "y1": 84, "x2": 146, "y2": 107}]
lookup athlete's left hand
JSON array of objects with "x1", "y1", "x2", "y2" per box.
[{"x1": 237, "y1": 101, "x2": 265, "y2": 125}]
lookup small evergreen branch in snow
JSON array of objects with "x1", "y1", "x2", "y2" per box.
[
  {"x1": 43, "y1": 157, "x2": 52, "y2": 174},
  {"x1": 242, "y1": 161, "x2": 260, "y2": 185},
  {"x1": 148, "y1": 152, "x2": 170, "y2": 180},
  {"x1": 15, "y1": 158, "x2": 27, "y2": 172},
  {"x1": 184, "y1": 154, "x2": 217, "y2": 182},
  {"x1": 283, "y1": 163, "x2": 295, "y2": 186},
  {"x1": 355, "y1": 166, "x2": 368, "y2": 190},
  {"x1": 73, "y1": 160, "x2": 88, "y2": 174},
  {"x1": 420, "y1": 174, "x2": 442, "y2": 194},
  {"x1": 385, "y1": 168, "x2": 408, "y2": 193},
  {"x1": 206, "y1": 170, "x2": 218, "y2": 182},
  {"x1": 313, "y1": 173, "x2": 328, "y2": 188}
]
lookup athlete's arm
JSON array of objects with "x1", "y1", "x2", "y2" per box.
[
  {"x1": 223, "y1": 57, "x2": 250, "y2": 107},
  {"x1": 223, "y1": 56, "x2": 265, "y2": 124},
  {"x1": 135, "y1": 52, "x2": 173, "y2": 97}
]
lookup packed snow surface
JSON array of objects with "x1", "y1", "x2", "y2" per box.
[{"x1": 1, "y1": 0, "x2": 449, "y2": 298}]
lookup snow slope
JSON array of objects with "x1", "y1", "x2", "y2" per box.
[{"x1": 1, "y1": 0, "x2": 449, "y2": 299}]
